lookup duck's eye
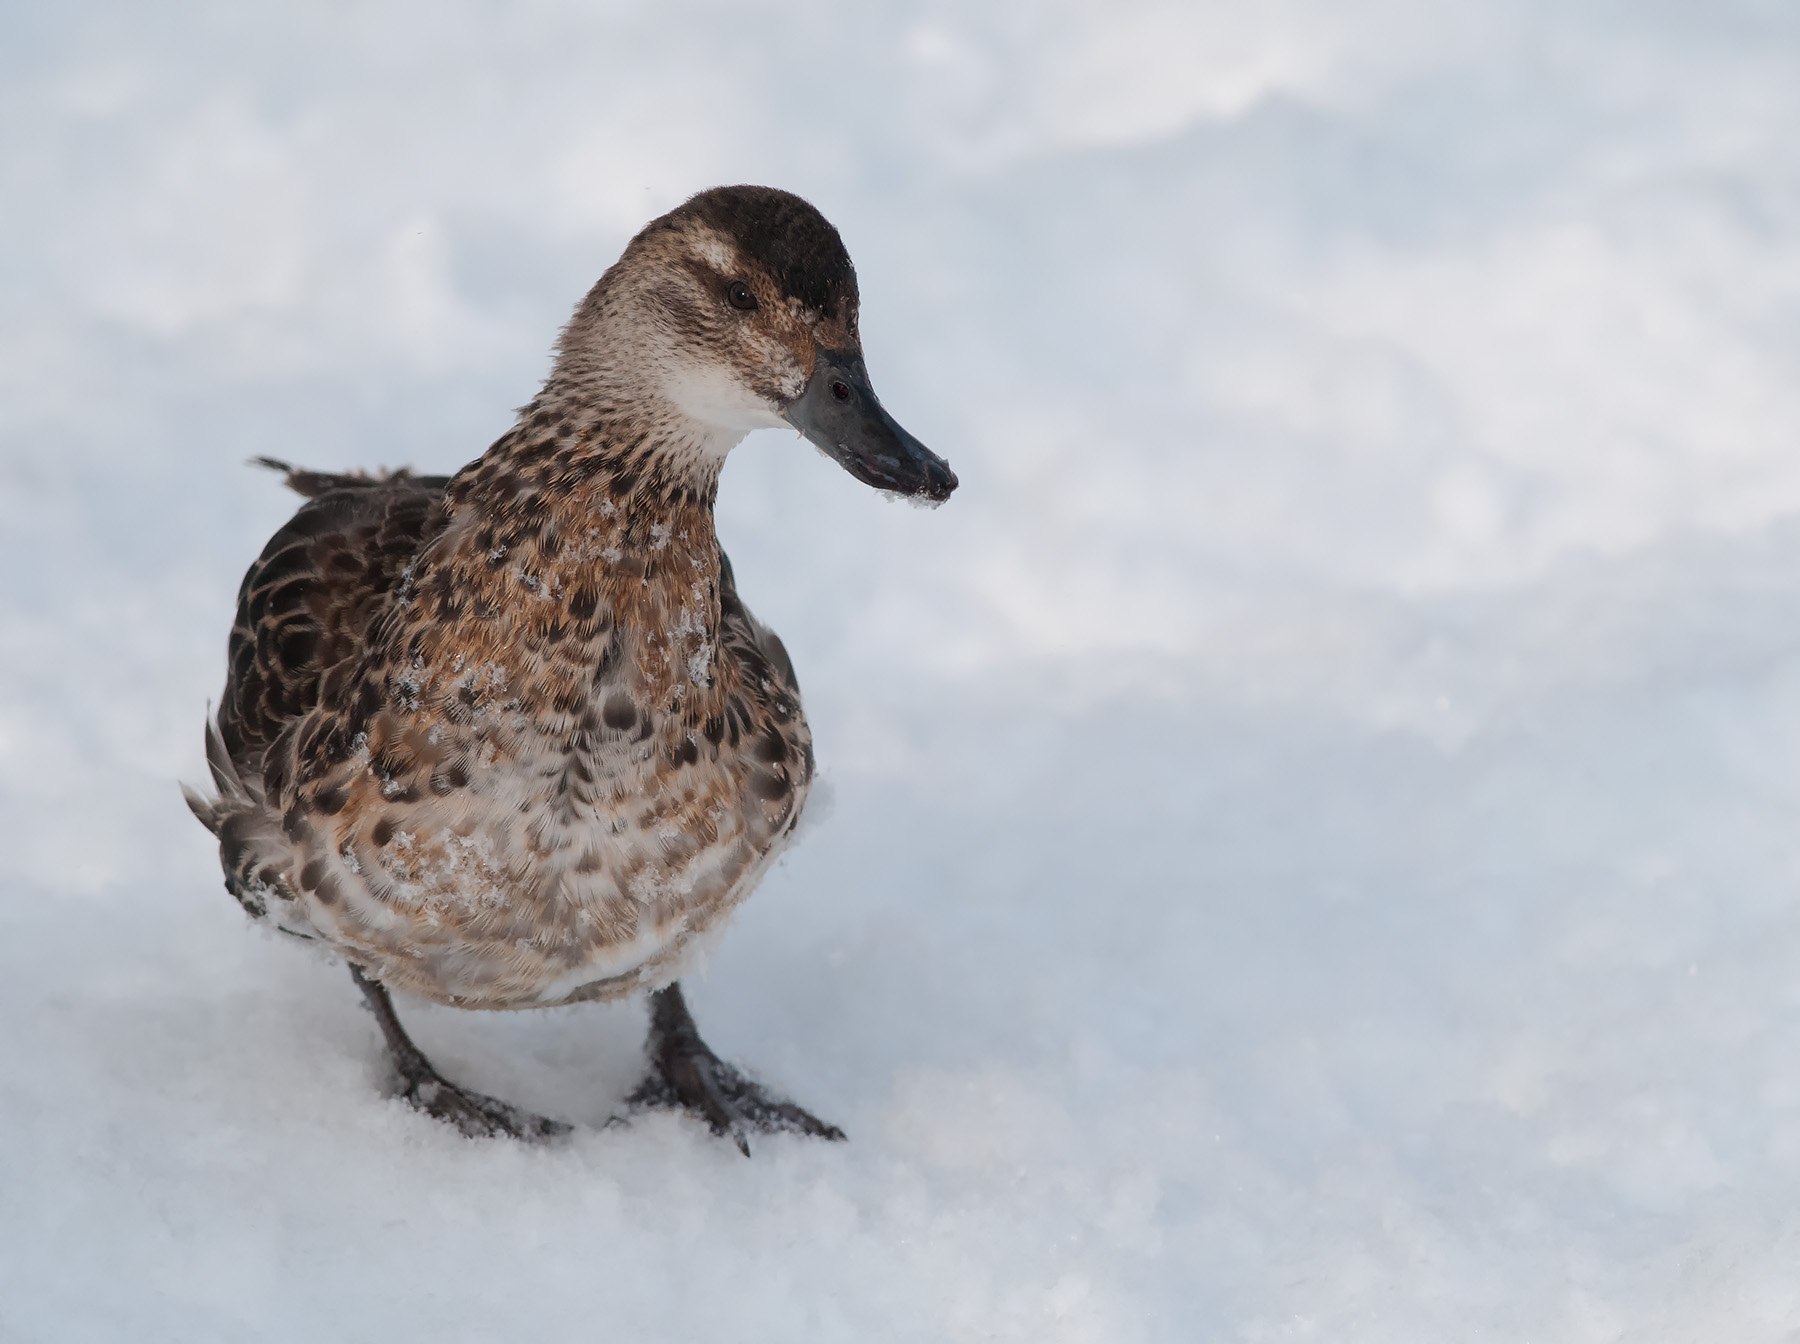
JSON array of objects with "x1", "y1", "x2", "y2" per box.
[{"x1": 726, "y1": 281, "x2": 757, "y2": 312}]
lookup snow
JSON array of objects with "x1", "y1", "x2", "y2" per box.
[{"x1": 4, "y1": 0, "x2": 1800, "y2": 1338}]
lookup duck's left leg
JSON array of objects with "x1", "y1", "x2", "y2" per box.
[{"x1": 628, "y1": 981, "x2": 845, "y2": 1156}]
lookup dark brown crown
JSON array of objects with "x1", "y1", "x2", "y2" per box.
[{"x1": 671, "y1": 185, "x2": 858, "y2": 321}]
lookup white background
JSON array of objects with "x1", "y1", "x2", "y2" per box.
[{"x1": 4, "y1": 2, "x2": 1799, "y2": 1339}]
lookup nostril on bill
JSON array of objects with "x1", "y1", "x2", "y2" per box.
[{"x1": 830, "y1": 380, "x2": 851, "y2": 403}]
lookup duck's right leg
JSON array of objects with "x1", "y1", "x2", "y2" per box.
[{"x1": 349, "y1": 966, "x2": 570, "y2": 1141}]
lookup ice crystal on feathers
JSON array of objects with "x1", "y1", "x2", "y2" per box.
[{"x1": 393, "y1": 669, "x2": 423, "y2": 713}]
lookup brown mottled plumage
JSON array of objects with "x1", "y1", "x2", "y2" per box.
[{"x1": 186, "y1": 185, "x2": 956, "y2": 1146}]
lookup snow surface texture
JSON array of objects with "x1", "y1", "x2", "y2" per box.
[{"x1": 4, "y1": 1, "x2": 1800, "y2": 1340}]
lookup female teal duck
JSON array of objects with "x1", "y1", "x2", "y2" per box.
[{"x1": 185, "y1": 186, "x2": 957, "y2": 1149}]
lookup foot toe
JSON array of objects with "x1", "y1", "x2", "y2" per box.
[
  {"x1": 399, "y1": 1070, "x2": 571, "y2": 1142},
  {"x1": 754, "y1": 1098, "x2": 846, "y2": 1141},
  {"x1": 632, "y1": 1049, "x2": 842, "y2": 1151}
]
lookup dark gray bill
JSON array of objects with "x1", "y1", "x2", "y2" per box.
[{"x1": 781, "y1": 348, "x2": 957, "y2": 503}]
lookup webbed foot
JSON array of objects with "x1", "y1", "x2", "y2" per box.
[
  {"x1": 351, "y1": 966, "x2": 571, "y2": 1142},
  {"x1": 394, "y1": 1059, "x2": 572, "y2": 1141},
  {"x1": 629, "y1": 982, "x2": 845, "y2": 1156}
]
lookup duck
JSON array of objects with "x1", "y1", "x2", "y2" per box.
[{"x1": 184, "y1": 185, "x2": 957, "y2": 1150}]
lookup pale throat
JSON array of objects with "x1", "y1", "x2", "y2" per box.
[
  {"x1": 550, "y1": 298, "x2": 786, "y2": 478},
  {"x1": 661, "y1": 362, "x2": 782, "y2": 456}
]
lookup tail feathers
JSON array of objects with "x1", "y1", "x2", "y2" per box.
[
  {"x1": 182, "y1": 783, "x2": 221, "y2": 835},
  {"x1": 183, "y1": 715, "x2": 253, "y2": 837},
  {"x1": 183, "y1": 712, "x2": 317, "y2": 939},
  {"x1": 203, "y1": 716, "x2": 245, "y2": 800},
  {"x1": 250, "y1": 455, "x2": 416, "y2": 499}
]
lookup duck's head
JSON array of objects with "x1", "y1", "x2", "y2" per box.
[{"x1": 556, "y1": 185, "x2": 957, "y2": 504}]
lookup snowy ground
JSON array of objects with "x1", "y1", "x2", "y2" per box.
[{"x1": 5, "y1": 1, "x2": 1800, "y2": 1339}]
